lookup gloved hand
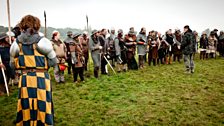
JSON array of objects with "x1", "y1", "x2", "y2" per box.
[{"x1": 0, "y1": 64, "x2": 6, "y2": 70}]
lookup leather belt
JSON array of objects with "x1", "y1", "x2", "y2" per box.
[{"x1": 22, "y1": 69, "x2": 47, "y2": 74}]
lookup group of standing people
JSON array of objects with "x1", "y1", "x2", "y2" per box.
[
  {"x1": 89, "y1": 25, "x2": 197, "y2": 75},
  {"x1": 199, "y1": 29, "x2": 224, "y2": 60},
  {"x1": 88, "y1": 26, "x2": 224, "y2": 75},
  {"x1": 51, "y1": 30, "x2": 90, "y2": 83},
  {"x1": 0, "y1": 14, "x2": 223, "y2": 126}
]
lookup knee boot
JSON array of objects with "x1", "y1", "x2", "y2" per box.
[
  {"x1": 169, "y1": 56, "x2": 172, "y2": 64},
  {"x1": 165, "y1": 56, "x2": 169, "y2": 64},
  {"x1": 94, "y1": 67, "x2": 99, "y2": 78}
]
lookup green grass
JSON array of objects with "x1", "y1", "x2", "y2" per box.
[{"x1": 0, "y1": 56, "x2": 224, "y2": 126}]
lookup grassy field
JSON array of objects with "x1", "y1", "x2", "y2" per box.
[{"x1": 0, "y1": 56, "x2": 224, "y2": 126}]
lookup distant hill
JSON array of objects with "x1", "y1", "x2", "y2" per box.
[
  {"x1": 0, "y1": 26, "x2": 92, "y2": 40},
  {"x1": 0, "y1": 26, "x2": 9, "y2": 33},
  {"x1": 39, "y1": 27, "x2": 83, "y2": 40}
]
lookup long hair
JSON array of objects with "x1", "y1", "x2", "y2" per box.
[{"x1": 18, "y1": 15, "x2": 41, "y2": 35}]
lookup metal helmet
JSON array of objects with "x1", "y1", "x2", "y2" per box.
[
  {"x1": 0, "y1": 33, "x2": 8, "y2": 40},
  {"x1": 118, "y1": 29, "x2": 123, "y2": 34},
  {"x1": 73, "y1": 33, "x2": 81, "y2": 39},
  {"x1": 67, "y1": 31, "x2": 73, "y2": 36},
  {"x1": 83, "y1": 31, "x2": 88, "y2": 35},
  {"x1": 6, "y1": 31, "x2": 15, "y2": 37},
  {"x1": 92, "y1": 30, "x2": 98, "y2": 35}
]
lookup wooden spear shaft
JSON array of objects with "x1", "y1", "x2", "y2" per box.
[
  {"x1": 86, "y1": 15, "x2": 91, "y2": 72},
  {"x1": 7, "y1": 0, "x2": 14, "y2": 86},
  {"x1": 44, "y1": 11, "x2": 47, "y2": 37},
  {"x1": 7, "y1": 0, "x2": 12, "y2": 45},
  {"x1": 0, "y1": 55, "x2": 9, "y2": 96}
]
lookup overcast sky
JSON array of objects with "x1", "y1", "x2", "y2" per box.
[{"x1": 0, "y1": 0, "x2": 223, "y2": 34}]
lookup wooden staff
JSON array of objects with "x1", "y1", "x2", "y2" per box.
[
  {"x1": 7, "y1": 0, "x2": 12, "y2": 45},
  {"x1": 86, "y1": 15, "x2": 91, "y2": 73},
  {"x1": 7, "y1": 0, "x2": 14, "y2": 86},
  {"x1": 0, "y1": 55, "x2": 9, "y2": 96},
  {"x1": 103, "y1": 55, "x2": 116, "y2": 75}
]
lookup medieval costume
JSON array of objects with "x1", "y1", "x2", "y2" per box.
[
  {"x1": 158, "y1": 39, "x2": 169, "y2": 65},
  {"x1": 98, "y1": 29, "x2": 108, "y2": 74},
  {"x1": 10, "y1": 15, "x2": 57, "y2": 125},
  {"x1": 0, "y1": 32, "x2": 15, "y2": 95},
  {"x1": 173, "y1": 29, "x2": 182, "y2": 63},
  {"x1": 124, "y1": 29, "x2": 138, "y2": 70},
  {"x1": 137, "y1": 28, "x2": 147, "y2": 69},
  {"x1": 69, "y1": 33, "x2": 85, "y2": 82},
  {"x1": 199, "y1": 33, "x2": 208, "y2": 60},
  {"x1": 193, "y1": 31, "x2": 200, "y2": 53},
  {"x1": 80, "y1": 32, "x2": 89, "y2": 71},
  {"x1": 90, "y1": 30, "x2": 101, "y2": 78},
  {"x1": 218, "y1": 31, "x2": 224, "y2": 57},
  {"x1": 207, "y1": 31, "x2": 217, "y2": 58},
  {"x1": 107, "y1": 28, "x2": 116, "y2": 67},
  {"x1": 51, "y1": 31, "x2": 67, "y2": 84},
  {"x1": 148, "y1": 31, "x2": 160, "y2": 66},
  {"x1": 164, "y1": 30, "x2": 174, "y2": 64},
  {"x1": 114, "y1": 29, "x2": 127, "y2": 72},
  {"x1": 64, "y1": 31, "x2": 74, "y2": 74},
  {"x1": 213, "y1": 29, "x2": 219, "y2": 40}
]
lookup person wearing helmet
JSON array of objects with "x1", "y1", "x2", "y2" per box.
[
  {"x1": 80, "y1": 31, "x2": 89, "y2": 71},
  {"x1": 72, "y1": 33, "x2": 85, "y2": 83},
  {"x1": 12, "y1": 24, "x2": 22, "y2": 38},
  {"x1": 64, "y1": 31, "x2": 74, "y2": 74},
  {"x1": 147, "y1": 30, "x2": 160, "y2": 66},
  {"x1": 137, "y1": 27, "x2": 147, "y2": 68},
  {"x1": 124, "y1": 27, "x2": 138, "y2": 70},
  {"x1": 107, "y1": 27, "x2": 116, "y2": 67},
  {"x1": 173, "y1": 29, "x2": 182, "y2": 63},
  {"x1": 0, "y1": 32, "x2": 15, "y2": 95},
  {"x1": 90, "y1": 30, "x2": 102, "y2": 78},
  {"x1": 114, "y1": 29, "x2": 128, "y2": 72},
  {"x1": 98, "y1": 29, "x2": 108, "y2": 75}
]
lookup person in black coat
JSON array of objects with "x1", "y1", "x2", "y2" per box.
[
  {"x1": 98, "y1": 29, "x2": 108, "y2": 75},
  {"x1": 164, "y1": 29, "x2": 174, "y2": 64},
  {"x1": 199, "y1": 33, "x2": 208, "y2": 59},
  {"x1": 181, "y1": 25, "x2": 196, "y2": 73},
  {"x1": 218, "y1": 31, "x2": 224, "y2": 57},
  {"x1": 0, "y1": 32, "x2": 15, "y2": 95}
]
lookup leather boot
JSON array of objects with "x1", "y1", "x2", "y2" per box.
[{"x1": 94, "y1": 67, "x2": 99, "y2": 78}]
